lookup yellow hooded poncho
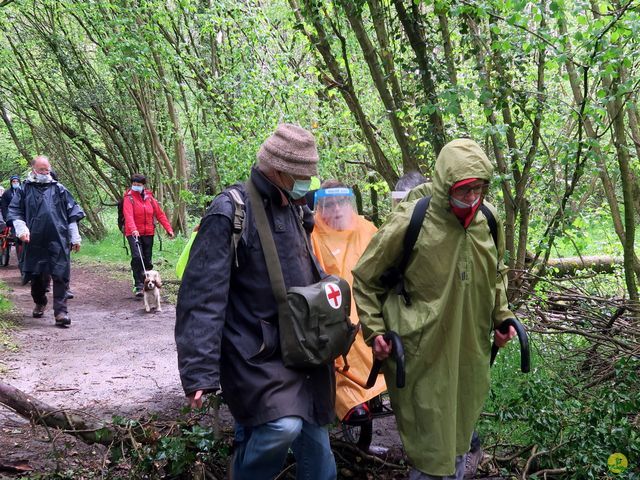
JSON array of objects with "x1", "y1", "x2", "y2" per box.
[
  {"x1": 311, "y1": 211, "x2": 387, "y2": 420},
  {"x1": 352, "y1": 139, "x2": 513, "y2": 475}
]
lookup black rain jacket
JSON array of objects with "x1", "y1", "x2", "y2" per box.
[
  {"x1": 175, "y1": 167, "x2": 335, "y2": 427},
  {"x1": 7, "y1": 180, "x2": 85, "y2": 282},
  {"x1": 0, "y1": 187, "x2": 17, "y2": 223}
]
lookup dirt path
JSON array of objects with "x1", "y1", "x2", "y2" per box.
[
  {"x1": 0, "y1": 261, "x2": 404, "y2": 476},
  {"x1": 0, "y1": 262, "x2": 187, "y2": 473}
]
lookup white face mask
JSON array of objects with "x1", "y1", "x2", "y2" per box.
[
  {"x1": 131, "y1": 185, "x2": 144, "y2": 193},
  {"x1": 450, "y1": 195, "x2": 481, "y2": 209},
  {"x1": 33, "y1": 173, "x2": 52, "y2": 183}
]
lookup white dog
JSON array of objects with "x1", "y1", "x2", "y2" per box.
[{"x1": 143, "y1": 270, "x2": 162, "y2": 313}]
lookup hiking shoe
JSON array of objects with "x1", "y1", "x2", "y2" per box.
[
  {"x1": 65, "y1": 290, "x2": 75, "y2": 299},
  {"x1": 342, "y1": 403, "x2": 371, "y2": 425},
  {"x1": 135, "y1": 288, "x2": 144, "y2": 298},
  {"x1": 54, "y1": 314, "x2": 71, "y2": 327},
  {"x1": 464, "y1": 447, "x2": 483, "y2": 479},
  {"x1": 32, "y1": 304, "x2": 46, "y2": 318}
]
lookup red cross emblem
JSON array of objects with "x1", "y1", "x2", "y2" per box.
[{"x1": 325, "y1": 283, "x2": 342, "y2": 309}]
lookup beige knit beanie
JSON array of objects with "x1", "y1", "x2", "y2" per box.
[{"x1": 256, "y1": 124, "x2": 319, "y2": 177}]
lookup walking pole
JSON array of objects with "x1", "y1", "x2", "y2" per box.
[{"x1": 490, "y1": 318, "x2": 530, "y2": 373}]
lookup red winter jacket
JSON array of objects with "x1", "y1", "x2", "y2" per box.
[{"x1": 122, "y1": 189, "x2": 173, "y2": 237}]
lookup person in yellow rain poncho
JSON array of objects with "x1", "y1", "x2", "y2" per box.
[
  {"x1": 310, "y1": 181, "x2": 387, "y2": 424},
  {"x1": 352, "y1": 139, "x2": 517, "y2": 479}
]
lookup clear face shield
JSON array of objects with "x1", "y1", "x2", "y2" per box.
[{"x1": 315, "y1": 187, "x2": 358, "y2": 231}]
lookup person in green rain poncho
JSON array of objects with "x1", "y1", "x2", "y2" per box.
[{"x1": 352, "y1": 139, "x2": 517, "y2": 479}]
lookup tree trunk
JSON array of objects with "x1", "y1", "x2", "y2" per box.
[
  {"x1": 150, "y1": 48, "x2": 187, "y2": 234},
  {"x1": 607, "y1": 78, "x2": 638, "y2": 300},
  {"x1": 0, "y1": 100, "x2": 31, "y2": 162},
  {"x1": 339, "y1": 0, "x2": 417, "y2": 172},
  {"x1": 436, "y1": 8, "x2": 467, "y2": 133},
  {"x1": 291, "y1": 0, "x2": 398, "y2": 186},
  {"x1": 391, "y1": 0, "x2": 446, "y2": 156}
]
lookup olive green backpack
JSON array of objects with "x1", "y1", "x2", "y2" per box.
[{"x1": 246, "y1": 179, "x2": 357, "y2": 368}]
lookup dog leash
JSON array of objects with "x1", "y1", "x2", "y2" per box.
[{"x1": 134, "y1": 237, "x2": 148, "y2": 275}]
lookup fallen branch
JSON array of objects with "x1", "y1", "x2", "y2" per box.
[
  {"x1": 0, "y1": 381, "x2": 113, "y2": 445},
  {"x1": 545, "y1": 255, "x2": 622, "y2": 275},
  {"x1": 330, "y1": 439, "x2": 407, "y2": 469}
]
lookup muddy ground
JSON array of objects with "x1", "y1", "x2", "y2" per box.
[{"x1": 0, "y1": 261, "x2": 405, "y2": 478}]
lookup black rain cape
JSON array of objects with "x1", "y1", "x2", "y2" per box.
[{"x1": 8, "y1": 179, "x2": 85, "y2": 283}]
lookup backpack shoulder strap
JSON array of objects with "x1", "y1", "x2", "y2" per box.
[
  {"x1": 380, "y1": 195, "x2": 430, "y2": 306},
  {"x1": 398, "y1": 196, "x2": 431, "y2": 275},
  {"x1": 227, "y1": 188, "x2": 246, "y2": 267},
  {"x1": 479, "y1": 203, "x2": 498, "y2": 249}
]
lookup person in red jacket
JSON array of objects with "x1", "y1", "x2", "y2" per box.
[{"x1": 122, "y1": 173, "x2": 174, "y2": 297}]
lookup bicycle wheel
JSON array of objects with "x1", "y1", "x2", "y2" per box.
[
  {"x1": 341, "y1": 419, "x2": 373, "y2": 451},
  {"x1": 1, "y1": 243, "x2": 9, "y2": 267}
]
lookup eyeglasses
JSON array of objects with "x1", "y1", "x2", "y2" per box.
[
  {"x1": 451, "y1": 182, "x2": 488, "y2": 197},
  {"x1": 33, "y1": 168, "x2": 51, "y2": 174}
]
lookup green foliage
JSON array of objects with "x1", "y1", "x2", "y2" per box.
[
  {"x1": 75, "y1": 210, "x2": 193, "y2": 284},
  {"x1": 483, "y1": 335, "x2": 640, "y2": 479},
  {"x1": 110, "y1": 414, "x2": 229, "y2": 478},
  {"x1": 1, "y1": 0, "x2": 639, "y2": 475}
]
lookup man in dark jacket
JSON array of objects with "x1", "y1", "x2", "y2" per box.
[
  {"x1": 8, "y1": 156, "x2": 85, "y2": 327},
  {"x1": 1, "y1": 175, "x2": 21, "y2": 224},
  {"x1": 175, "y1": 124, "x2": 336, "y2": 480}
]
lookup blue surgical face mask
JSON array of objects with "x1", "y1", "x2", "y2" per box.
[
  {"x1": 287, "y1": 178, "x2": 312, "y2": 200},
  {"x1": 450, "y1": 195, "x2": 481, "y2": 209},
  {"x1": 131, "y1": 185, "x2": 144, "y2": 193},
  {"x1": 11, "y1": 182, "x2": 19, "y2": 189}
]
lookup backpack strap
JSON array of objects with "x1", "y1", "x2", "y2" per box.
[
  {"x1": 245, "y1": 179, "x2": 290, "y2": 323},
  {"x1": 380, "y1": 196, "x2": 430, "y2": 306},
  {"x1": 396, "y1": 195, "x2": 430, "y2": 305},
  {"x1": 479, "y1": 203, "x2": 498, "y2": 250},
  {"x1": 227, "y1": 188, "x2": 246, "y2": 267}
]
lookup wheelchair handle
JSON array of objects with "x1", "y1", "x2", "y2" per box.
[
  {"x1": 490, "y1": 318, "x2": 530, "y2": 373},
  {"x1": 366, "y1": 331, "x2": 405, "y2": 389}
]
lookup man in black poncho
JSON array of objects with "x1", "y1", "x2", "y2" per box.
[{"x1": 8, "y1": 155, "x2": 85, "y2": 327}]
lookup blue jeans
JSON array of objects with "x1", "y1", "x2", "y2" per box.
[{"x1": 232, "y1": 416, "x2": 336, "y2": 480}]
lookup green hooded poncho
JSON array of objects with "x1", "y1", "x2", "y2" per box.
[{"x1": 352, "y1": 139, "x2": 514, "y2": 476}]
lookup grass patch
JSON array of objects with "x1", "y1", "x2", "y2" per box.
[
  {"x1": 75, "y1": 218, "x2": 193, "y2": 301},
  {"x1": 0, "y1": 280, "x2": 19, "y2": 372}
]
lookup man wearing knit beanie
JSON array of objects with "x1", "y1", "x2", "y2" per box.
[
  {"x1": 176, "y1": 124, "x2": 337, "y2": 480},
  {"x1": 257, "y1": 123, "x2": 318, "y2": 177}
]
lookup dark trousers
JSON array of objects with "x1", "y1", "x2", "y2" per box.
[
  {"x1": 470, "y1": 431, "x2": 481, "y2": 452},
  {"x1": 31, "y1": 273, "x2": 67, "y2": 316},
  {"x1": 128, "y1": 235, "x2": 154, "y2": 289}
]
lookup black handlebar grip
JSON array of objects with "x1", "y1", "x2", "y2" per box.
[
  {"x1": 490, "y1": 318, "x2": 530, "y2": 373},
  {"x1": 366, "y1": 331, "x2": 406, "y2": 388}
]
